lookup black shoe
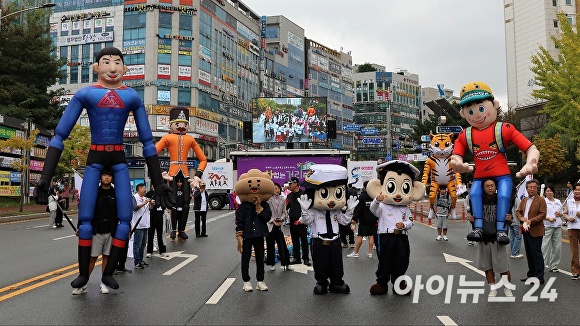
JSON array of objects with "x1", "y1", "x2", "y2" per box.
[
  {"x1": 520, "y1": 277, "x2": 529, "y2": 282},
  {"x1": 196, "y1": 234, "x2": 201, "y2": 238},
  {"x1": 290, "y1": 259, "x2": 302, "y2": 265},
  {"x1": 200, "y1": 234, "x2": 208, "y2": 237},
  {"x1": 329, "y1": 283, "x2": 350, "y2": 294},
  {"x1": 114, "y1": 268, "x2": 132, "y2": 275},
  {"x1": 313, "y1": 284, "x2": 328, "y2": 295},
  {"x1": 57, "y1": 224, "x2": 64, "y2": 228},
  {"x1": 178, "y1": 231, "x2": 188, "y2": 240},
  {"x1": 303, "y1": 260, "x2": 311, "y2": 266},
  {"x1": 134, "y1": 263, "x2": 144, "y2": 269},
  {"x1": 141, "y1": 261, "x2": 149, "y2": 267},
  {"x1": 170, "y1": 231, "x2": 176, "y2": 240}
]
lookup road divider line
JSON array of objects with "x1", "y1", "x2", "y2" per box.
[
  {"x1": 0, "y1": 261, "x2": 101, "y2": 302},
  {"x1": 206, "y1": 278, "x2": 236, "y2": 305},
  {"x1": 53, "y1": 234, "x2": 77, "y2": 240},
  {"x1": 0, "y1": 263, "x2": 79, "y2": 294},
  {"x1": 437, "y1": 315, "x2": 458, "y2": 326}
]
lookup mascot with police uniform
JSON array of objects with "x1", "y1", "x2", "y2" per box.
[
  {"x1": 296, "y1": 164, "x2": 359, "y2": 295},
  {"x1": 366, "y1": 160, "x2": 425, "y2": 295}
]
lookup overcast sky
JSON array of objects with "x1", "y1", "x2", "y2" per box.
[{"x1": 242, "y1": 0, "x2": 508, "y2": 106}]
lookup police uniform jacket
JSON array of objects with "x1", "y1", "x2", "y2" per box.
[
  {"x1": 370, "y1": 200, "x2": 413, "y2": 234},
  {"x1": 301, "y1": 208, "x2": 352, "y2": 241}
]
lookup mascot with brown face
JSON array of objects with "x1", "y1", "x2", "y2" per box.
[
  {"x1": 295, "y1": 164, "x2": 359, "y2": 295},
  {"x1": 234, "y1": 169, "x2": 275, "y2": 292},
  {"x1": 366, "y1": 160, "x2": 425, "y2": 295}
]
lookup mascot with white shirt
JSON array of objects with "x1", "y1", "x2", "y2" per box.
[
  {"x1": 366, "y1": 160, "x2": 425, "y2": 295},
  {"x1": 296, "y1": 164, "x2": 359, "y2": 295}
]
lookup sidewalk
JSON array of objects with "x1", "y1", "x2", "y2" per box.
[{"x1": 0, "y1": 203, "x2": 78, "y2": 223}]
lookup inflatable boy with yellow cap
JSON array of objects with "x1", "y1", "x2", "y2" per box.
[{"x1": 450, "y1": 81, "x2": 539, "y2": 244}]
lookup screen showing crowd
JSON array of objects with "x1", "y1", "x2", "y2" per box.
[{"x1": 251, "y1": 97, "x2": 328, "y2": 144}]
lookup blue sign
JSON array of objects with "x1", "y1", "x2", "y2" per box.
[
  {"x1": 360, "y1": 127, "x2": 378, "y2": 136},
  {"x1": 342, "y1": 124, "x2": 360, "y2": 131},
  {"x1": 363, "y1": 138, "x2": 382, "y2": 144},
  {"x1": 436, "y1": 126, "x2": 463, "y2": 133},
  {"x1": 386, "y1": 153, "x2": 392, "y2": 161},
  {"x1": 420, "y1": 135, "x2": 431, "y2": 142},
  {"x1": 422, "y1": 151, "x2": 431, "y2": 157}
]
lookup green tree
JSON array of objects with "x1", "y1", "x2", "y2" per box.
[
  {"x1": 56, "y1": 125, "x2": 91, "y2": 181},
  {"x1": 0, "y1": 4, "x2": 67, "y2": 129},
  {"x1": 0, "y1": 128, "x2": 40, "y2": 212},
  {"x1": 356, "y1": 63, "x2": 377, "y2": 73},
  {"x1": 533, "y1": 134, "x2": 570, "y2": 184},
  {"x1": 530, "y1": 12, "x2": 580, "y2": 141}
]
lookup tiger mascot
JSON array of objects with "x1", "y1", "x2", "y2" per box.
[{"x1": 421, "y1": 133, "x2": 463, "y2": 219}]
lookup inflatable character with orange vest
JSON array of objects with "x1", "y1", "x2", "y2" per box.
[{"x1": 421, "y1": 133, "x2": 463, "y2": 219}]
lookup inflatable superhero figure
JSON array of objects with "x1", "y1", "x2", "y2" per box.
[
  {"x1": 156, "y1": 107, "x2": 207, "y2": 240},
  {"x1": 296, "y1": 164, "x2": 359, "y2": 295},
  {"x1": 34, "y1": 47, "x2": 174, "y2": 290},
  {"x1": 422, "y1": 133, "x2": 462, "y2": 219},
  {"x1": 450, "y1": 81, "x2": 539, "y2": 244},
  {"x1": 366, "y1": 160, "x2": 425, "y2": 295}
]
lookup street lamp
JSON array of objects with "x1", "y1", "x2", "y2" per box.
[{"x1": 0, "y1": 2, "x2": 56, "y2": 30}]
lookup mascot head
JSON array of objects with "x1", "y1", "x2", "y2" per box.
[
  {"x1": 367, "y1": 160, "x2": 425, "y2": 206},
  {"x1": 301, "y1": 164, "x2": 348, "y2": 211},
  {"x1": 169, "y1": 107, "x2": 190, "y2": 135},
  {"x1": 429, "y1": 133, "x2": 454, "y2": 159},
  {"x1": 458, "y1": 81, "x2": 499, "y2": 130},
  {"x1": 234, "y1": 169, "x2": 275, "y2": 203}
]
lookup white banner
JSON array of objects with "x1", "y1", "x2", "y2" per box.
[
  {"x1": 346, "y1": 160, "x2": 377, "y2": 189},
  {"x1": 202, "y1": 162, "x2": 234, "y2": 190}
]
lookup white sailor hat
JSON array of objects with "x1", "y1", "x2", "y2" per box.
[
  {"x1": 301, "y1": 164, "x2": 347, "y2": 189},
  {"x1": 376, "y1": 160, "x2": 421, "y2": 180}
]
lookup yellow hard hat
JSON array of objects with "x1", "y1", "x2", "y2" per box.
[{"x1": 459, "y1": 81, "x2": 494, "y2": 107}]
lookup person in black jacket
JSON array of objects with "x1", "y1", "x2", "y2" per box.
[
  {"x1": 347, "y1": 181, "x2": 378, "y2": 258},
  {"x1": 193, "y1": 182, "x2": 209, "y2": 237},
  {"x1": 235, "y1": 169, "x2": 275, "y2": 292},
  {"x1": 146, "y1": 185, "x2": 168, "y2": 258},
  {"x1": 287, "y1": 176, "x2": 311, "y2": 266}
]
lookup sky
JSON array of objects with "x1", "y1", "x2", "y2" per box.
[{"x1": 242, "y1": 0, "x2": 508, "y2": 106}]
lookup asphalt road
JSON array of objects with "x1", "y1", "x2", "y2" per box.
[{"x1": 0, "y1": 207, "x2": 578, "y2": 325}]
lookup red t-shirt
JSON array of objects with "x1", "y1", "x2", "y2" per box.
[{"x1": 453, "y1": 122, "x2": 533, "y2": 178}]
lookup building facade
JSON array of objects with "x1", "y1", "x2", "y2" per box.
[{"x1": 504, "y1": 0, "x2": 577, "y2": 107}]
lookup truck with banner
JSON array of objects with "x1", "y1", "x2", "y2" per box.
[{"x1": 202, "y1": 149, "x2": 351, "y2": 210}]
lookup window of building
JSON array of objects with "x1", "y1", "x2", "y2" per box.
[
  {"x1": 158, "y1": 53, "x2": 171, "y2": 65},
  {"x1": 178, "y1": 89, "x2": 191, "y2": 106},
  {"x1": 179, "y1": 13, "x2": 193, "y2": 31},
  {"x1": 554, "y1": 19, "x2": 559, "y2": 28},
  {"x1": 553, "y1": 0, "x2": 557, "y2": 6},
  {"x1": 157, "y1": 87, "x2": 171, "y2": 105},
  {"x1": 566, "y1": 0, "x2": 572, "y2": 5},
  {"x1": 70, "y1": 45, "x2": 79, "y2": 61},
  {"x1": 179, "y1": 54, "x2": 192, "y2": 66},
  {"x1": 81, "y1": 66, "x2": 90, "y2": 83},
  {"x1": 70, "y1": 66, "x2": 79, "y2": 84},
  {"x1": 567, "y1": 16, "x2": 574, "y2": 25},
  {"x1": 124, "y1": 11, "x2": 146, "y2": 29},
  {"x1": 82, "y1": 44, "x2": 90, "y2": 61},
  {"x1": 125, "y1": 53, "x2": 145, "y2": 65},
  {"x1": 159, "y1": 12, "x2": 172, "y2": 29},
  {"x1": 265, "y1": 27, "x2": 279, "y2": 39}
]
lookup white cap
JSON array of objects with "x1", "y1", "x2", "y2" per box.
[{"x1": 302, "y1": 164, "x2": 347, "y2": 189}]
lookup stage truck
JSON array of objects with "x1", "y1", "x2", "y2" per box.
[{"x1": 200, "y1": 149, "x2": 351, "y2": 210}]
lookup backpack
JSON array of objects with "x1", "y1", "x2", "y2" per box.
[{"x1": 465, "y1": 122, "x2": 505, "y2": 154}]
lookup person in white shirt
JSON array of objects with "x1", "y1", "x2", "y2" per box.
[
  {"x1": 563, "y1": 182, "x2": 580, "y2": 280},
  {"x1": 542, "y1": 185, "x2": 563, "y2": 273},
  {"x1": 193, "y1": 182, "x2": 209, "y2": 237},
  {"x1": 132, "y1": 183, "x2": 152, "y2": 269}
]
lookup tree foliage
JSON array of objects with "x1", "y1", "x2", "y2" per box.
[
  {"x1": 356, "y1": 63, "x2": 377, "y2": 73},
  {"x1": 530, "y1": 12, "x2": 580, "y2": 141},
  {"x1": 56, "y1": 125, "x2": 91, "y2": 177},
  {"x1": 0, "y1": 4, "x2": 67, "y2": 129},
  {"x1": 533, "y1": 134, "x2": 570, "y2": 183}
]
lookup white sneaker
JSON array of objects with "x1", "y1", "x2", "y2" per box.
[
  {"x1": 467, "y1": 241, "x2": 474, "y2": 246},
  {"x1": 504, "y1": 288, "x2": 513, "y2": 297},
  {"x1": 488, "y1": 289, "x2": 498, "y2": 297},
  {"x1": 153, "y1": 246, "x2": 158, "y2": 252},
  {"x1": 367, "y1": 253, "x2": 373, "y2": 258},
  {"x1": 436, "y1": 236, "x2": 442, "y2": 241},
  {"x1": 145, "y1": 253, "x2": 152, "y2": 258},
  {"x1": 256, "y1": 281, "x2": 269, "y2": 291},
  {"x1": 270, "y1": 265, "x2": 276, "y2": 271},
  {"x1": 100, "y1": 283, "x2": 109, "y2": 294},
  {"x1": 362, "y1": 236, "x2": 368, "y2": 241},
  {"x1": 443, "y1": 236, "x2": 448, "y2": 241},
  {"x1": 159, "y1": 252, "x2": 169, "y2": 257},
  {"x1": 242, "y1": 282, "x2": 253, "y2": 292},
  {"x1": 72, "y1": 286, "x2": 87, "y2": 295},
  {"x1": 347, "y1": 252, "x2": 359, "y2": 258}
]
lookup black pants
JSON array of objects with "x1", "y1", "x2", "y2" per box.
[
  {"x1": 312, "y1": 238, "x2": 345, "y2": 287},
  {"x1": 171, "y1": 208, "x2": 187, "y2": 232},
  {"x1": 523, "y1": 232, "x2": 545, "y2": 280},
  {"x1": 376, "y1": 233, "x2": 410, "y2": 286},
  {"x1": 147, "y1": 210, "x2": 166, "y2": 254},
  {"x1": 290, "y1": 224, "x2": 309, "y2": 261},
  {"x1": 115, "y1": 239, "x2": 130, "y2": 270},
  {"x1": 194, "y1": 210, "x2": 207, "y2": 236},
  {"x1": 339, "y1": 224, "x2": 355, "y2": 245},
  {"x1": 241, "y1": 237, "x2": 265, "y2": 282},
  {"x1": 64, "y1": 197, "x2": 70, "y2": 210},
  {"x1": 266, "y1": 226, "x2": 290, "y2": 266},
  {"x1": 55, "y1": 209, "x2": 63, "y2": 225}
]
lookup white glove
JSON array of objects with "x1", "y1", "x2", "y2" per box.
[
  {"x1": 297, "y1": 194, "x2": 312, "y2": 211},
  {"x1": 345, "y1": 196, "x2": 359, "y2": 216},
  {"x1": 189, "y1": 176, "x2": 202, "y2": 189}
]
